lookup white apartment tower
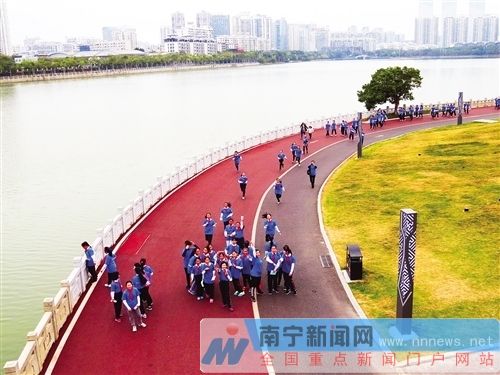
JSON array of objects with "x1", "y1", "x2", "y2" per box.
[
  {"x1": 171, "y1": 12, "x2": 185, "y2": 32},
  {"x1": 0, "y1": 0, "x2": 11, "y2": 55},
  {"x1": 196, "y1": 11, "x2": 211, "y2": 28}
]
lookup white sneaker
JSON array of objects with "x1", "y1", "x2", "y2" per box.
[
  {"x1": 238, "y1": 291, "x2": 245, "y2": 297},
  {"x1": 234, "y1": 291, "x2": 239, "y2": 296},
  {"x1": 104, "y1": 284, "x2": 110, "y2": 287},
  {"x1": 140, "y1": 322, "x2": 147, "y2": 328},
  {"x1": 132, "y1": 325, "x2": 137, "y2": 332},
  {"x1": 142, "y1": 314, "x2": 147, "y2": 319}
]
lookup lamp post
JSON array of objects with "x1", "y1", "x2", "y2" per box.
[
  {"x1": 458, "y1": 91, "x2": 463, "y2": 125},
  {"x1": 356, "y1": 112, "x2": 364, "y2": 158}
]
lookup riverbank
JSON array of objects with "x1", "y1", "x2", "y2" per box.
[{"x1": 0, "y1": 62, "x2": 260, "y2": 84}]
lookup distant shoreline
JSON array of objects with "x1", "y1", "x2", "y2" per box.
[
  {"x1": 0, "y1": 62, "x2": 261, "y2": 84},
  {"x1": 1, "y1": 55, "x2": 498, "y2": 84}
]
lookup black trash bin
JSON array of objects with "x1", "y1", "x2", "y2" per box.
[{"x1": 346, "y1": 244, "x2": 363, "y2": 280}]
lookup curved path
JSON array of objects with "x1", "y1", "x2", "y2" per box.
[{"x1": 48, "y1": 107, "x2": 498, "y2": 375}]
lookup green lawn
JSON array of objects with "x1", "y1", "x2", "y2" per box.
[{"x1": 322, "y1": 121, "x2": 500, "y2": 318}]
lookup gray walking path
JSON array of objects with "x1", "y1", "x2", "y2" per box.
[{"x1": 254, "y1": 114, "x2": 498, "y2": 374}]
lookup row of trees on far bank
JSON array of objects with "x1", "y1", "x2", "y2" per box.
[{"x1": 0, "y1": 50, "x2": 323, "y2": 76}]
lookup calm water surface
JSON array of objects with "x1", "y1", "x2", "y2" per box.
[{"x1": 1, "y1": 58, "x2": 499, "y2": 363}]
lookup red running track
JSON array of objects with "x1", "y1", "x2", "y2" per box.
[{"x1": 50, "y1": 107, "x2": 498, "y2": 375}]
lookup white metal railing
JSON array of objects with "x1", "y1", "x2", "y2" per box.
[{"x1": 4, "y1": 97, "x2": 496, "y2": 374}]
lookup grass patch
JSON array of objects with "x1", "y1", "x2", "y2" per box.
[{"x1": 322, "y1": 121, "x2": 500, "y2": 318}]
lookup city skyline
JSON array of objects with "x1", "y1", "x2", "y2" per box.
[{"x1": 5, "y1": 0, "x2": 499, "y2": 45}]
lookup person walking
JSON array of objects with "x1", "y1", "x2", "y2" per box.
[
  {"x1": 81, "y1": 241, "x2": 97, "y2": 283},
  {"x1": 132, "y1": 264, "x2": 151, "y2": 315},
  {"x1": 182, "y1": 240, "x2": 196, "y2": 290},
  {"x1": 191, "y1": 257, "x2": 204, "y2": 301},
  {"x1": 249, "y1": 249, "x2": 264, "y2": 302},
  {"x1": 201, "y1": 256, "x2": 215, "y2": 303},
  {"x1": 277, "y1": 150, "x2": 286, "y2": 171},
  {"x1": 229, "y1": 251, "x2": 244, "y2": 297},
  {"x1": 238, "y1": 172, "x2": 248, "y2": 200},
  {"x1": 274, "y1": 178, "x2": 285, "y2": 204},
  {"x1": 109, "y1": 272, "x2": 123, "y2": 322},
  {"x1": 307, "y1": 125, "x2": 314, "y2": 139},
  {"x1": 202, "y1": 212, "x2": 216, "y2": 246},
  {"x1": 218, "y1": 261, "x2": 234, "y2": 311},
  {"x1": 122, "y1": 280, "x2": 147, "y2": 332},
  {"x1": 263, "y1": 213, "x2": 281, "y2": 246},
  {"x1": 140, "y1": 258, "x2": 154, "y2": 310},
  {"x1": 266, "y1": 245, "x2": 282, "y2": 294},
  {"x1": 220, "y1": 202, "x2": 233, "y2": 232},
  {"x1": 281, "y1": 245, "x2": 297, "y2": 295},
  {"x1": 331, "y1": 119, "x2": 337, "y2": 136},
  {"x1": 224, "y1": 218, "x2": 237, "y2": 248},
  {"x1": 233, "y1": 151, "x2": 242, "y2": 171},
  {"x1": 307, "y1": 160, "x2": 318, "y2": 188},
  {"x1": 302, "y1": 135, "x2": 309, "y2": 155},
  {"x1": 240, "y1": 246, "x2": 252, "y2": 291},
  {"x1": 234, "y1": 219, "x2": 245, "y2": 249},
  {"x1": 294, "y1": 146, "x2": 302, "y2": 166},
  {"x1": 325, "y1": 120, "x2": 331, "y2": 136},
  {"x1": 104, "y1": 246, "x2": 118, "y2": 287}
]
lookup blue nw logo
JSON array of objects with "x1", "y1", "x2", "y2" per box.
[{"x1": 201, "y1": 338, "x2": 250, "y2": 365}]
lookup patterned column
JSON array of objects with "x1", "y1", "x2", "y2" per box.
[{"x1": 396, "y1": 209, "x2": 417, "y2": 333}]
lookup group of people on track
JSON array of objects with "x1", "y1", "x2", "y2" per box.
[{"x1": 82, "y1": 241, "x2": 155, "y2": 332}]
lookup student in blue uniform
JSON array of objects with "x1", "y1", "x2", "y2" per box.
[
  {"x1": 325, "y1": 120, "x2": 331, "y2": 136},
  {"x1": 249, "y1": 249, "x2": 264, "y2": 302},
  {"x1": 187, "y1": 247, "x2": 202, "y2": 295},
  {"x1": 132, "y1": 264, "x2": 151, "y2": 316},
  {"x1": 81, "y1": 241, "x2": 97, "y2": 282},
  {"x1": 274, "y1": 178, "x2": 285, "y2": 204},
  {"x1": 122, "y1": 280, "x2": 146, "y2": 332},
  {"x1": 307, "y1": 160, "x2": 318, "y2": 188},
  {"x1": 191, "y1": 257, "x2": 204, "y2": 300},
  {"x1": 277, "y1": 150, "x2": 286, "y2": 171},
  {"x1": 294, "y1": 146, "x2": 302, "y2": 166},
  {"x1": 229, "y1": 251, "x2": 244, "y2": 296},
  {"x1": 233, "y1": 151, "x2": 242, "y2": 171},
  {"x1": 109, "y1": 272, "x2": 123, "y2": 322},
  {"x1": 290, "y1": 142, "x2": 298, "y2": 162},
  {"x1": 220, "y1": 202, "x2": 233, "y2": 230},
  {"x1": 202, "y1": 212, "x2": 216, "y2": 246},
  {"x1": 238, "y1": 172, "x2": 248, "y2": 200},
  {"x1": 302, "y1": 135, "x2": 309, "y2": 155},
  {"x1": 281, "y1": 245, "x2": 297, "y2": 295},
  {"x1": 240, "y1": 245, "x2": 253, "y2": 291},
  {"x1": 224, "y1": 218, "x2": 236, "y2": 248},
  {"x1": 201, "y1": 256, "x2": 216, "y2": 303},
  {"x1": 104, "y1": 246, "x2": 118, "y2": 287},
  {"x1": 140, "y1": 258, "x2": 154, "y2": 310},
  {"x1": 266, "y1": 245, "x2": 282, "y2": 294},
  {"x1": 331, "y1": 119, "x2": 337, "y2": 136},
  {"x1": 182, "y1": 240, "x2": 196, "y2": 289},
  {"x1": 263, "y1": 213, "x2": 281, "y2": 245},
  {"x1": 225, "y1": 238, "x2": 240, "y2": 256},
  {"x1": 234, "y1": 219, "x2": 245, "y2": 249},
  {"x1": 218, "y1": 261, "x2": 234, "y2": 311}
]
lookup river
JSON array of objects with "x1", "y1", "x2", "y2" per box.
[{"x1": 1, "y1": 57, "x2": 499, "y2": 364}]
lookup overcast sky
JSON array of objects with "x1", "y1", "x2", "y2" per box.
[{"x1": 5, "y1": 0, "x2": 500, "y2": 45}]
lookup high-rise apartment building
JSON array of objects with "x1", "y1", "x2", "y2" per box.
[
  {"x1": 272, "y1": 19, "x2": 288, "y2": 51},
  {"x1": 171, "y1": 12, "x2": 185, "y2": 31},
  {"x1": 210, "y1": 15, "x2": 230, "y2": 36},
  {"x1": 196, "y1": 11, "x2": 211, "y2": 28},
  {"x1": 473, "y1": 16, "x2": 499, "y2": 42},
  {"x1": 415, "y1": 17, "x2": 439, "y2": 45},
  {"x1": 231, "y1": 14, "x2": 272, "y2": 50},
  {"x1": 0, "y1": 0, "x2": 11, "y2": 55}
]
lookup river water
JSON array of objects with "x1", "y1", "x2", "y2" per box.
[{"x1": 0, "y1": 58, "x2": 498, "y2": 363}]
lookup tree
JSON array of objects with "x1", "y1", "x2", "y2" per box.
[{"x1": 357, "y1": 66, "x2": 423, "y2": 111}]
